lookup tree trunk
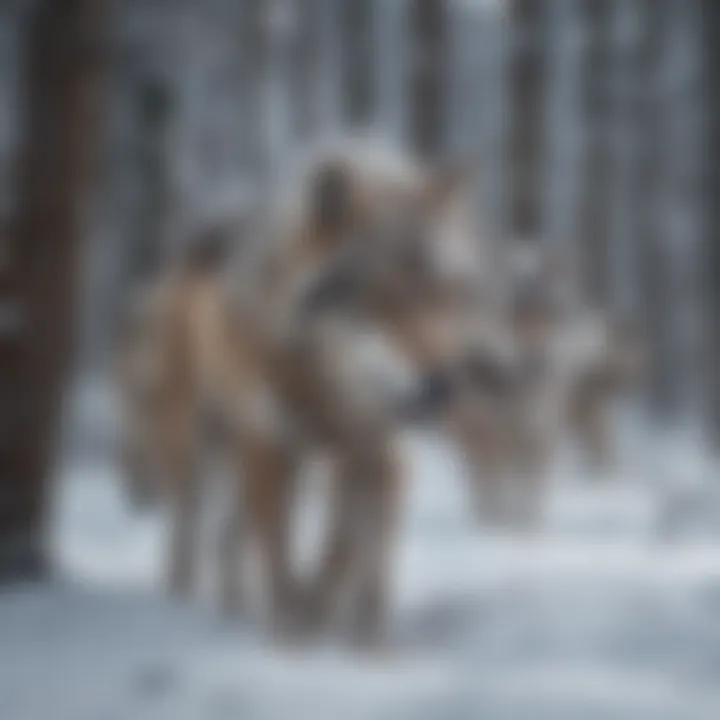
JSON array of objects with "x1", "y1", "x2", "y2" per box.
[
  {"x1": 659, "y1": 0, "x2": 705, "y2": 422},
  {"x1": 577, "y1": 0, "x2": 614, "y2": 304},
  {"x1": 340, "y1": 0, "x2": 375, "y2": 128},
  {"x1": 408, "y1": 0, "x2": 448, "y2": 160},
  {"x1": 704, "y1": 0, "x2": 720, "y2": 445},
  {"x1": 506, "y1": 0, "x2": 548, "y2": 239},
  {"x1": 0, "y1": 0, "x2": 107, "y2": 581},
  {"x1": 289, "y1": 0, "x2": 322, "y2": 143},
  {"x1": 239, "y1": 0, "x2": 272, "y2": 188},
  {"x1": 127, "y1": 80, "x2": 174, "y2": 283},
  {"x1": 632, "y1": 0, "x2": 675, "y2": 422},
  {"x1": 603, "y1": 0, "x2": 642, "y2": 316}
]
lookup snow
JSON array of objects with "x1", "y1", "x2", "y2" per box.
[{"x1": 3, "y1": 409, "x2": 720, "y2": 719}]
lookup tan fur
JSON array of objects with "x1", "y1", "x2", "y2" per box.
[{"x1": 114, "y1": 139, "x2": 477, "y2": 645}]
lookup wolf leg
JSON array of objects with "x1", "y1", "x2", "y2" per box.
[{"x1": 242, "y1": 437, "x2": 298, "y2": 637}]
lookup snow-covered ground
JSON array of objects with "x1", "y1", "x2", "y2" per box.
[{"x1": 3, "y1": 397, "x2": 720, "y2": 719}]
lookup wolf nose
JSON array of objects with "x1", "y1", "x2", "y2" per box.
[
  {"x1": 300, "y1": 265, "x2": 362, "y2": 317},
  {"x1": 396, "y1": 369, "x2": 457, "y2": 424}
]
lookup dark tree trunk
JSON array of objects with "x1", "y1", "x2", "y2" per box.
[
  {"x1": 632, "y1": 0, "x2": 675, "y2": 422},
  {"x1": 340, "y1": 0, "x2": 375, "y2": 128},
  {"x1": 703, "y1": 0, "x2": 720, "y2": 445},
  {"x1": 240, "y1": 0, "x2": 271, "y2": 186},
  {"x1": 0, "y1": 0, "x2": 107, "y2": 581},
  {"x1": 289, "y1": 0, "x2": 323, "y2": 142},
  {"x1": 127, "y1": 80, "x2": 174, "y2": 284},
  {"x1": 506, "y1": 0, "x2": 548, "y2": 239},
  {"x1": 577, "y1": 0, "x2": 614, "y2": 304},
  {"x1": 408, "y1": 0, "x2": 448, "y2": 160}
]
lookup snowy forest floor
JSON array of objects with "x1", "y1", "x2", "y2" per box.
[{"x1": 3, "y1": 383, "x2": 720, "y2": 720}]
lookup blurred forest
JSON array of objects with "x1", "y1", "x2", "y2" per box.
[{"x1": 0, "y1": 0, "x2": 718, "y2": 576}]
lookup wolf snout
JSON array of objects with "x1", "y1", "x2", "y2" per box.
[
  {"x1": 300, "y1": 264, "x2": 363, "y2": 317},
  {"x1": 395, "y1": 369, "x2": 458, "y2": 425}
]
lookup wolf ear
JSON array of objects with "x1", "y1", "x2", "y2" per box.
[
  {"x1": 425, "y1": 159, "x2": 477, "y2": 212},
  {"x1": 309, "y1": 158, "x2": 356, "y2": 238}
]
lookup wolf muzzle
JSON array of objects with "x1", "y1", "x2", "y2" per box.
[
  {"x1": 395, "y1": 368, "x2": 459, "y2": 425},
  {"x1": 300, "y1": 263, "x2": 365, "y2": 317}
]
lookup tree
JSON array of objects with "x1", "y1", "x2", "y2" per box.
[
  {"x1": 0, "y1": 0, "x2": 107, "y2": 581},
  {"x1": 632, "y1": 0, "x2": 676, "y2": 422},
  {"x1": 289, "y1": 0, "x2": 323, "y2": 142},
  {"x1": 703, "y1": 0, "x2": 720, "y2": 445},
  {"x1": 127, "y1": 80, "x2": 175, "y2": 284},
  {"x1": 340, "y1": 0, "x2": 375, "y2": 128},
  {"x1": 576, "y1": 0, "x2": 614, "y2": 304},
  {"x1": 239, "y1": 0, "x2": 272, "y2": 187},
  {"x1": 506, "y1": 0, "x2": 548, "y2": 239},
  {"x1": 408, "y1": 0, "x2": 448, "y2": 160}
]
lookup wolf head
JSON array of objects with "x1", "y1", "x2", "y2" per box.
[{"x1": 295, "y1": 142, "x2": 482, "y2": 422}]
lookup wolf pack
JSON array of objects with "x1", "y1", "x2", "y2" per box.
[{"x1": 113, "y1": 137, "x2": 644, "y2": 649}]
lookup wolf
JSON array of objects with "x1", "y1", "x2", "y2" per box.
[
  {"x1": 444, "y1": 240, "x2": 645, "y2": 528},
  {"x1": 114, "y1": 138, "x2": 480, "y2": 645}
]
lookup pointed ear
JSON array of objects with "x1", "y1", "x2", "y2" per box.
[
  {"x1": 424, "y1": 158, "x2": 478, "y2": 212},
  {"x1": 309, "y1": 158, "x2": 356, "y2": 238}
]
